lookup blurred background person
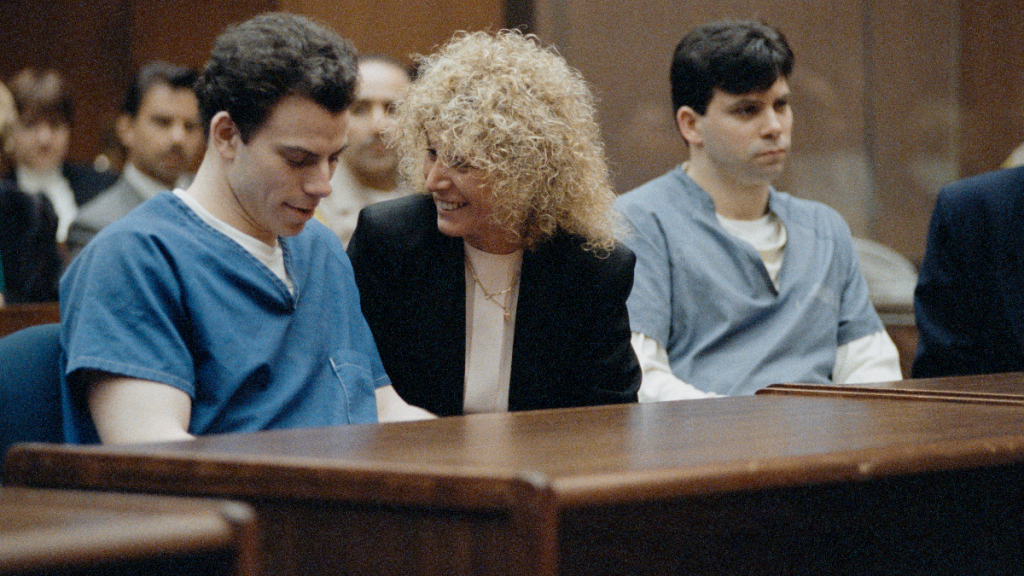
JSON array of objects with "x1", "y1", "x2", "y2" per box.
[
  {"x1": 4, "y1": 68, "x2": 116, "y2": 255},
  {"x1": 348, "y1": 31, "x2": 641, "y2": 416},
  {"x1": 67, "y1": 61, "x2": 203, "y2": 259},
  {"x1": 319, "y1": 55, "x2": 412, "y2": 245},
  {"x1": 0, "y1": 80, "x2": 61, "y2": 305}
]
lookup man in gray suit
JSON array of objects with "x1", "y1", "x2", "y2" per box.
[{"x1": 67, "y1": 62, "x2": 203, "y2": 258}]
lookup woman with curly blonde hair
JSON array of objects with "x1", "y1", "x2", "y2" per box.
[{"x1": 348, "y1": 30, "x2": 640, "y2": 415}]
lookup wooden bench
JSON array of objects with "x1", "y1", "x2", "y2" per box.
[{"x1": 0, "y1": 303, "x2": 60, "y2": 338}]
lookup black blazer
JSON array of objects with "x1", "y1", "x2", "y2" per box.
[
  {"x1": 0, "y1": 181, "x2": 61, "y2": 302},
  {"x1": 348, "y1": 194, "x2": 640, "y2": 416},
  {"x1": 912, "y1": 166, "x2": 1024, "y2": 377}
]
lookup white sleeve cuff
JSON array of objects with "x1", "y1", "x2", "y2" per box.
[
  {"x1": 833, "y1": 330, "x2": 903, "y2": 384},
  {"x1": 631, "y1": 332, "x2": 719, "y2": 401}
]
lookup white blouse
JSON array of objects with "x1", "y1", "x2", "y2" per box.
[{"x1": 462, "y1": 244, "x2": 522, "y2": 414}]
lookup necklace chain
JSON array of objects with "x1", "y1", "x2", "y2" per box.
[{"x1": 466, "y1": 257, "x2": 519, "y2": 322}]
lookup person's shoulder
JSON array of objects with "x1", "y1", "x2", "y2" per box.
[
  {"x1": 360, "y1": 193, "x2": 433, "y2": 218},
  {"x1": 0, "y1": 179, "x2": 30, "y2": 210},
  {"x1": 88, "y1": 192, "x2": 188, "y2": 245},
  {"x1": 538, "y1": 233, "x2": 635, "y2": 276},
  {"x1": 615, "y1": 167, "x2": 686, "y2": 210},
  {"x1": 62, "y1": 163, "x2": 118, "y2": 203},
  {"x1": 291, "y1": 218, "x2": 351, "y2": 260},
  {"x1": 774, "y1": 190, "x2": 849, "y2": 226},
  {"x1": 937, "y1": 166, "x2": 1024, "y2": 214},
  {"x1": 772, "y1": 191, "x2": 857, "y2": 251},
  {"x1": 75, "y1": 178, "x2": 134, "y2": 221},
  {"x1": 355, "y1": 194, "x2": 435, "y2": 238},
  {"x1": 0, "y1": 181, "x2": 40, "y2": 235}
]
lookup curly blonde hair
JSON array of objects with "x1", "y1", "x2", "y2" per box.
[{"x1": 394, "y1": 30, "x2": 617, "y2": 252}]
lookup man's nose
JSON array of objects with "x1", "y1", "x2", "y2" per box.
[
  {"x1": 307, "y1": 161, "x2": 334, "y2": 197},
  {"x1": 762, "y1": 109, "x2": 784, "y2": 135},
  {"x1": 169, "y1": 122, "x2": 188, "y2": 143}
]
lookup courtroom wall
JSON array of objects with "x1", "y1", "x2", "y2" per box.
[
  {"x1": 532, "y1": 0, "x2": 1024, "y2": 261},
  {"x1": 3, "y1": 1, "x2": 1023, "y2": 262}
]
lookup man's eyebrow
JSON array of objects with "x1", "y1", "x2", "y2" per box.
[
  {"x1": 278, "y1": 145, "x2": 316, "y2": 156},
  {"x1": 276, "y1": 145, "x2": 321, "y2": 162}
]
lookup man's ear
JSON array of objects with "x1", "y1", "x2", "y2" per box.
[
  {"x1": 114, "y1": 113, "x2": 134, "y2": 152},
  {"x1": 209, "y1": 111, "x2": 239, "y2": 159},
  {"x1": 676, "y1": 106, "x2": 703, "y2": 147}
]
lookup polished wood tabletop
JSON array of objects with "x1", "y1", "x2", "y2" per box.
[
  {"x1": 0, "y1": 486, "x2": 259, "y2": 575},
  {"x1": 6, "y1": 395, "x2": 1024, "y2": 575},
  {"x1": 7, "y1": 395, "x2": 1024, "y2": 505},
  {"x1": 759, "y1": 371, "x2": 1024, "y2": 405}
]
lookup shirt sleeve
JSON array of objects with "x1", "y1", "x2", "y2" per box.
[
  {"x1": 832, "y1": 329, "x2": 903, "y2": 384},
  {"x1": 615, "y1": 204, "x2": 675, "y2": 347},
  {"x1": 835, "y1": 218, "x2": 887, "y2": 347},
  {"x1": 632, "y1": 332, "x2": 719, "y2": 401},
  {"x1": 61, "y1": 229, "x2": 195, "y2": 394}
]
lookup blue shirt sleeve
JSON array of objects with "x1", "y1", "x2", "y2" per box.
[
  {"x1": 614, "y1": 196, "x2": 675, "y2": 348},
  {"x1": 61, "y1": 227, "x2": 196, "y2": 394}
]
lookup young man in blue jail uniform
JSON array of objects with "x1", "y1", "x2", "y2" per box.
[
  {"x1": 615, "y1": 20, "x2": 901, "y2": 399},
  {"x1": 61, "y1": 12, "x2": 431, "y2": 444}
]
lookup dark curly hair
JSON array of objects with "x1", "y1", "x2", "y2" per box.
[{"x1": 194, "y1": 12, "x2": 358, "y2": 142}]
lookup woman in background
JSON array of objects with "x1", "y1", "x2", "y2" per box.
[{"x1": 348, "y1": 30, "x2": 640, "y2": 416}]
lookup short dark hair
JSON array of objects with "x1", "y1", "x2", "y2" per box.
[
  {"x1": 670, "y1": 20, "x2": 794, "y2": 115},
  {"x1": 7, "y1": 68, "x2": 74, "y2": 126},
  {"x1": 123, "y1": 61, "x2": 198, "y2": 117},
  {"x1": 194, "y1": 12, "x2": 359, "y2": 142}
]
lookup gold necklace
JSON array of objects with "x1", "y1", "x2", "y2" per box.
[{"x1": 466, "y1": 257, "x2": 519, "y2": 322}]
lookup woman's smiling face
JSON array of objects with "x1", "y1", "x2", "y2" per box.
[{"x1": 422, "y1": 143, "x2": 520, "y2": 254}]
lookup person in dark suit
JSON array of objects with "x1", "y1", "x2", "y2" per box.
[
  {"x1": 0, "y1": 80, "x2": 62, "y2": 304},
  {"x1": 0, "y1": 180, "x2": 61, "y2": 304},
  {"x1": 348, "y1": 30, "x2": 641, "y2": 416},
  {"x1": 912, "y1": 166, "x2": 1024, "y2": 377}
]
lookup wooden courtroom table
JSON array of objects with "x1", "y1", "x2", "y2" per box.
[
  {"x1": 759, "y1": 371, "x2": 1024, "y2": 406},
  {"x1": 0, "y1": 486, "x2": 259, "y2": 576},
  {"x1": 5, "y1": 395, "x2": 1024, "y2": 575}
]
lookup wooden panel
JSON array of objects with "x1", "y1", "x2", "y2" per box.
[
  {"x1": 0, "y1": 486, "x2": 259, "y2": 576},
  {"x1": 0, "y1": 0, "x2": 133, "y2": 165},
  {"x1": 0, "y1": 303, "x2": 59, "y2": 338},
  {"x1": 283, "y1": 0, "x2": 504, "y2": 65},
  {"x1": 559, "y1": 464, "x2": 1024, "y2": 574},
  {"x1": 866, "y1": 0, "x2": 959, "y2": 260},
  {"x1": 7, "y1": 395, "x2": 1024, "y2": 574},
  {"x1": 959, "y1": 0, "x2": 1024, "y2": 177},
  {"x1": 760, "y1": 371, "x2": 1024, "y2": 406},
  {"x1": 130, "y1": 0, "x2": 279, "y2": 71}
]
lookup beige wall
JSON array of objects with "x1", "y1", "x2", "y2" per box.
[
  {"x1": 533, "y1": 0, "x2": 973, "y2": 261},
  {"x1": 284, "y1": 0, "x2": 504, "y2": 65},
  {"x1": 0, "y1": 0, "x2": 503, "y2": 166},
  {"x1": 5, "y1": 0, "x2": 1023, "y2": 262}
]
